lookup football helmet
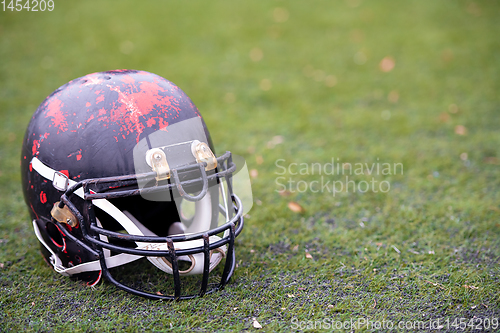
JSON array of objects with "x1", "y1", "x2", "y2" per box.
[{"x1": 21, "y1": 70, "x2": 251, "y2": 300}]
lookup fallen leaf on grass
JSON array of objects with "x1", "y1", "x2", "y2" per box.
[
  {"x1": 439, "y1": 112, "x2": 450, "y2": 123},
  {"x1": 426, "y1": 280, "x2": 445, "y2": 290},
  {"x1": 305, "y1": 252, "x2": 313, "y2": 259},
  {"x1": 288, "y1": 201, "x2": 305, "y2": 213},
  {"x1": 266, "y1": 135, "x2": 284, "y2": 149},
  {"x1": 454, "y1": 125, "x2": 467, "y2": 135},
  {"x1": 292, "y1": 244, "x2": 299, "y2": 251},
  {"x1": 379, "y1": 56, "x2": 395, "y2": 72},
  {"x1": 463, "y1": 284, "x2": 479, "y2": 290},
  {"x1": 272, "y1": 135, "x2": 284, "y2": 144},
  {"x1": 252, "y1": 318, "x2": 262, "y2": 329},
  {"x1": 249, "y1": 48, "x2": 263, "y2": 62}
]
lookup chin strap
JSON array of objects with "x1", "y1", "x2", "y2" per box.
[
  {"x1": 30, "y1": 157, "x2": 226, "y2": 278},
  {"x1": 32, "y1": 219, "x2": 143, "y2": 277}
]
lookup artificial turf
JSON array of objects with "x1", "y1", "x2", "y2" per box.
[{"x1": 0, "y1": 0, "x2": 499, "y2": 331}]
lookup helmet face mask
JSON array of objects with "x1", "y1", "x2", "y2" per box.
[{"x1": 21, "y1": 70, "x2": 250, "y2": 300}]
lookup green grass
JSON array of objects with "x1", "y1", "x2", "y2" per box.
[{"x1": 1, "y1": 0, "x2": 499, "y2": 331}]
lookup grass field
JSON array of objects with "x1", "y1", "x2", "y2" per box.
[{"x1": 1, "y1": 0, "x2": 499, "y2": 331}]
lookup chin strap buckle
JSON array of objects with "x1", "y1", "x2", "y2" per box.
[
  {"x1": 51, "y1": 201, "x2": 78, "y2": 227},
  {"x1": 52, "y1": 171, "x2": 69, "y2": 191}
]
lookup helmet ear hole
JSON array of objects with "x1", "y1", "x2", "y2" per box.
[{"x1": 45, "y1": 221, "x2": 64, "y2": 248}]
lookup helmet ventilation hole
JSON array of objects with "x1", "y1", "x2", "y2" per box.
[{"x1": 45, "y1": 221, "x2": 64, "y2": 248}]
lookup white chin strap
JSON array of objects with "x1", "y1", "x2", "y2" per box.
[{"x1": 30, "y1": 157, "x2": 226, "y2": 279}]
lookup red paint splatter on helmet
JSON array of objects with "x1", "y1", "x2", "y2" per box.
[
  {"x1": 45, "y1": 97, "x2": 68, "y2": 132},
  {"x1": 158, "y1": 118, "x2": 168, "y2": 130},
  {"x1": 32, "y1": 139, "x2": 40, "y2": 155},
  {"x1": 29, "y1": 203, "x2": 39, "y2": 219},
  {"x1": 31, "y1": 132, "x2": 51, "y2": 156},
  {"x1": 40, "y1": 191, "x2": 47, "y2": 204},
  {"x1": 121, "y1": 75, "x2": 135, "y2": 84},
  {"x1": 103, "y1": 79, "x2": 180, "y2": 142},
  {"x1": 67, "y1": 149, "x2": 83, "y2": 161}
]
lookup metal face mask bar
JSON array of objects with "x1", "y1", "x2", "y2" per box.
[{"x1": 32, "y1": 151, "x2": 244, "y2": 300}]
